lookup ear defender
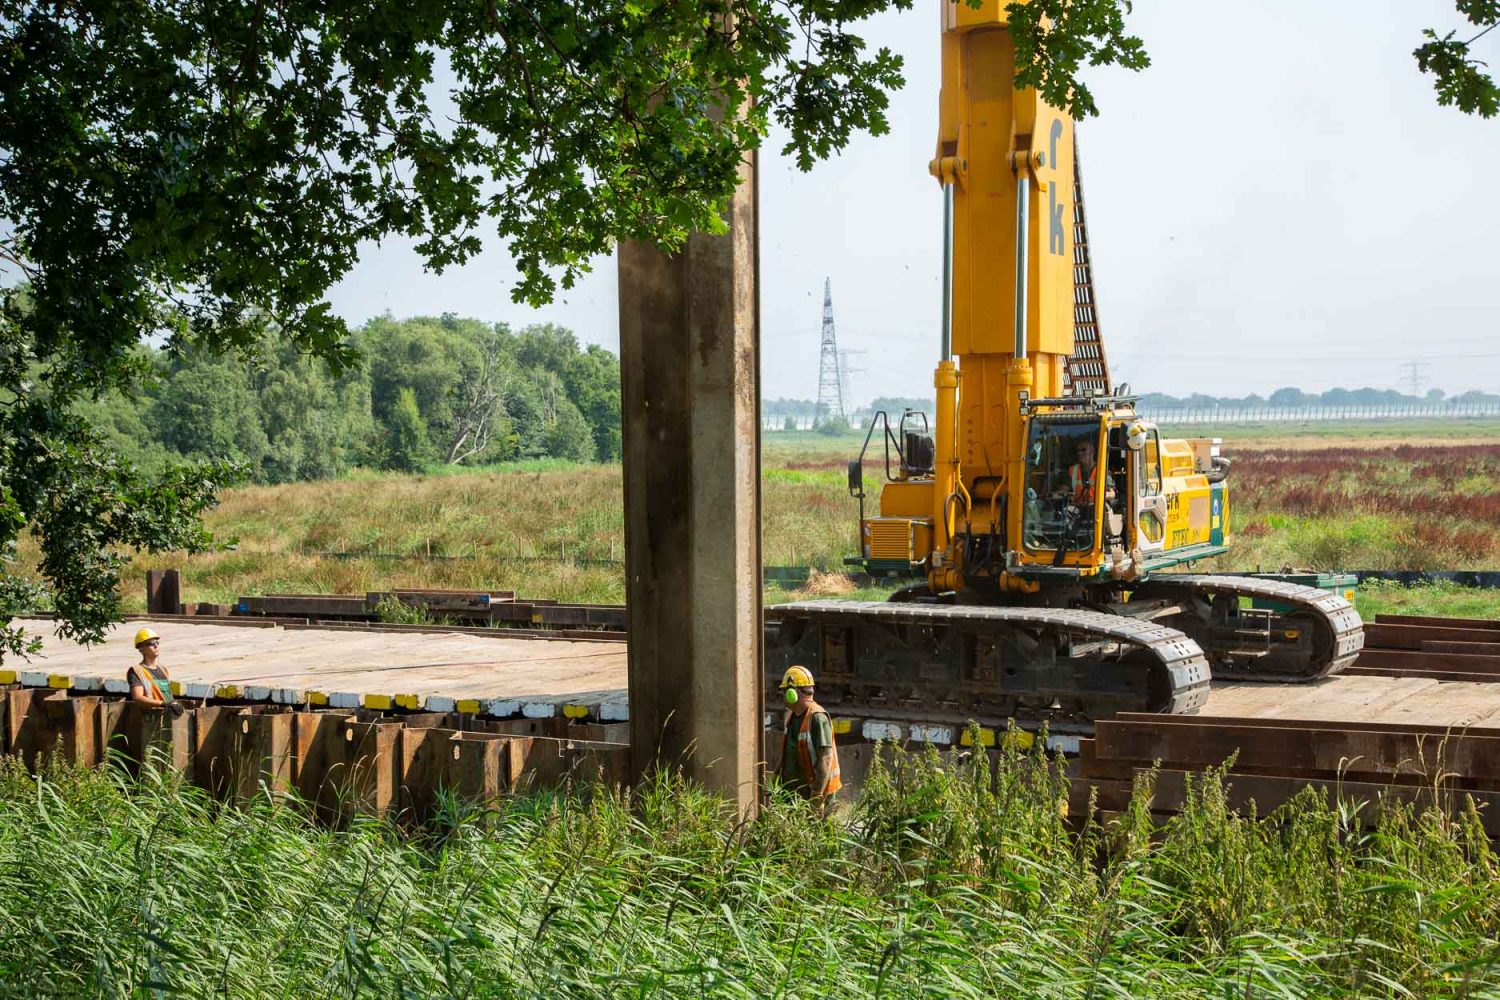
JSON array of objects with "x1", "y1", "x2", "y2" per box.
[{"x1": 785, "y1": 687, "x2": 800, "y2": 707}]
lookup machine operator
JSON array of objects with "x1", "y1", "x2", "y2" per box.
[{"x1": 1068, "y1": 439, "x2": 1115, "y2": 506}]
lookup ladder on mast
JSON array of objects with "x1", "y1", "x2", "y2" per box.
[{"x1": 1065, "y1": 140, "x2": 1112, "y2": 396}]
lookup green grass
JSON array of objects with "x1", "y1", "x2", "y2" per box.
[
  {"x1": 6, "y1": 747, "x2": 1500, "y2": 996},
  {"x1": 11, "y1": 425, "x2": 1500, "y2": 615},
  {"x1": 1354, "y1": 580, "x2": 1500, "y2": 620}
]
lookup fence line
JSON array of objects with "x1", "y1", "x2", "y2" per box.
[
  {"x1": 1139, "y1": 404, "x2": 1500, "y2": 425},
  {"x1": 764, "y1": 404, "x2": 1500, "y2": 431}
]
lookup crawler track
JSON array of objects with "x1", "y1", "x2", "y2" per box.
[
  {"x1": 766, "y1": 600, "x2": 1211, "y2": 731},
  {"x1": 1131, "y1": 574, "x2": 1364, "y2": 682}
]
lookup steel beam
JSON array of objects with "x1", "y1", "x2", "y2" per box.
[{"x1": 618, "y1": 149, "x2": 762, "y2": 814}]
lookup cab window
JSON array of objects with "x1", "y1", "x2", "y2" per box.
[{"x1": 1021, "y1": 420, "x2": 1103, "y2": 552}]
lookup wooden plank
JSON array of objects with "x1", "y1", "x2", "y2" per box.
[
  {"x1": 1094, "y1": 719, "x2": 1500, "y2": 784},
  {"x1": 1422, "y1": 641, "x2": 1500, "y2": 655},
  {"x1": 1201, "y1": 676, "x2": 1447, "y2": 725},
  {"x1": 1375, "y1": 614, "x2": 1500, "y2": 630},
  {"x1": 1348, "y1": 667, "x2": 1500, "y2": 684},
  {"x1": 240, "y1": 595, "x2": 370, "y2": 617},
  {"x1": 1366, "y1": 623, "x2": 1500, "y2": 650},
  {"x1": 1122, "y1": 769, "x2": 1500, "y2": 836},
  {"x1": 1355, "y1": 649, "x2": 1500, "y2": 674},
  {"x1": 1113, "y1": 709, "x2": 1500, "y2": 739}
]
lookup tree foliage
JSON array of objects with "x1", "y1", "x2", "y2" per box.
[
  {"x1": 1415, "y1": 2, "x2": 1500, "y2": 118},
  {"x1": 0, "y1": 0, "x2": 1490, "y2": 657},
  {"x1": 83, "y1": 317, "x2": 623, "y2": 480}
]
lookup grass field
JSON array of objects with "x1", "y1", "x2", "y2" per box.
[
  {"x1": 12, "y1": 422, "x2": 1500, "y2": 618},
  {"x1": 7, "y1": 746, "x2": 1500, "y2": 996}
]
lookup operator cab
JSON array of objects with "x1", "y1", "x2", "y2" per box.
[{"x1": 1020, "y1": 414, "x2": 1129, "y2": 566}]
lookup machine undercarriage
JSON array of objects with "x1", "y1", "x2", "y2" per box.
[{"x1": 765, "y1": 575, "x2": 1362, "y2": 730}]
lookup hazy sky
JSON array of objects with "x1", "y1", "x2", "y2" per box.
[{"x1": 327, "y1": 2, "x2": 1500, "y2": 404}]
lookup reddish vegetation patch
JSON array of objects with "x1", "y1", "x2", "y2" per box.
[
  {"x1": 1229, "y1": 443, "x2": 1500, "y2": 562},
  {"x1": 1232, "y1": 444, "x2": 1500, "y2": 514}
]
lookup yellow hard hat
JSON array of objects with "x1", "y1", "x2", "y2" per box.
[
  {"x1": 133, "y1": 627, "x2": 160, "y2": 648},
  {"x1": 779, "y1": 665, "x2": 815, "y2": 689}
]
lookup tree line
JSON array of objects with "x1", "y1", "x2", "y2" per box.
[{"x1": 82, "y1": 316, "x2": 622, "y2": 484}]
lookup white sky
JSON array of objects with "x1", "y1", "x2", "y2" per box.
[{"x1": 327, "y1": 1, "x2": 1500, "y2": 404}]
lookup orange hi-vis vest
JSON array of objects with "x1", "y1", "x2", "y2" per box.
[
  {"x1": 1068, "y1": 463, "x2": 1097, "y2": 504},
  {"x1": 793, "y1": 701, "x2": 842, "y2": 796},
  {"x1": 129, "y1": 663, "x2": 172, "y2": 704}
]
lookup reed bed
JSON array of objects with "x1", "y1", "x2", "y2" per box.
[{"x1": 3, "y1": 744, "x2": 1500, "y2": 997}]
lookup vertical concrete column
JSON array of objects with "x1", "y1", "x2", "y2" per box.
[{"x1": 618, "y1": 151, "x2": 761, "y2": 815}]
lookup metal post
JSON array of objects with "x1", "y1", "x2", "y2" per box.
[
  {"x1": 941, "y1": 182, "x2": 954, "y2": 362},
  {"x1": 1014, "y1": 173, "x2": 1030, "y2": 358}
]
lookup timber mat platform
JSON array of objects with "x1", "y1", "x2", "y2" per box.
[
  {"x1": 3, "y1": 616, "x2": 628, "y2": 720},
  {"x1": 6, "y1": 612, "x2": 1500, "y2": 736}
]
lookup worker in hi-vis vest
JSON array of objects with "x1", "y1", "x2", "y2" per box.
[
  {"x1": 127, "y1": 627, "x2": 179, "y2": 714},
  {"x1": 777, "y1": 665, "x2": 842, "y2": 813}
]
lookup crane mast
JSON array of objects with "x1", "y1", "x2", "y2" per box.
[{"x1": 928, "y1": 0, "x2": 1077, "y2": 594}]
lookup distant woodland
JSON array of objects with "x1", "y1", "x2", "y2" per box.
[{"x1": 85, "y1": 315, "x2": 622, "y2": 484}]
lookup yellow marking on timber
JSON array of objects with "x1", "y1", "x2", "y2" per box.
[
  {"x1": 394, "y1": 693, "x2": 421, "y2": 710},
  {"x1": 363, "y1": 693, "x2": 393, "y2": 711},
  {"x1": 531, "y1": 613, "x2": 544, "y2": 623},
  {"x1": 562, "y1": 703, "x2": 590, "y2": 719},
  {"x1": 456, "y1": 699, "x2": 481, "y2": 714},
  {"x1": 216, "y1": 685, "x2": 240, "y2": 699},
  {"x1": 960, "y1": 727, "x2": 996, "y2": 748},
  {"x1": 307, "y1": 690, "x2": 329, "y2": 706},
  {"x1": 0, "y1": 670, "x2": 14, "y2": 685},
  {"x1": 169, "y1": 681, "x2": 183, "y2": 697},
  {"x1": 48, "y1": 674, "x2": 71, "y2": 689},
  {"x1": 831, "y1": 718, "x2": 852, "y2": 735},
  {"x1": 1001, "y1": 729, "x2": 1035, "y2": 751}
]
